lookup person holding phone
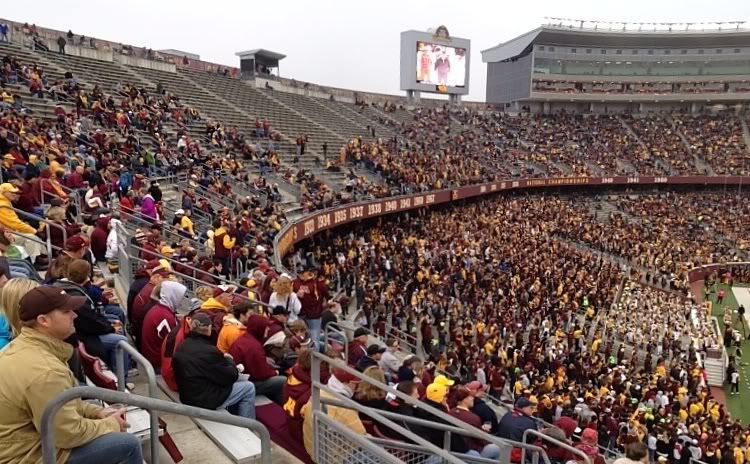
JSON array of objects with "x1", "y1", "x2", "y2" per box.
[{"x1": 0, "y1": 286, "x2": 142, "y2": 464}]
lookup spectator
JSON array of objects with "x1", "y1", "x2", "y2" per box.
[
  {"x1": 229, "y1": 314, "x2": 287, "y2": 406},
  {"x1": 160, "y1": 310, "x2": 194, "y2": 392},
  {"x1": 283, "y1": 348, "x2": 314, "y2": 444},
  {"x1": 0, "y1": 22, "x2": 8, "y2": 43},
  {"x1": 0, "y1": 275, "x2": 34, "y2": 350},
  {"x1": 268, "y1": 273, "x2": 302, "y2": 323},
  {"x1": 0, "y1": 183, "x2": 42, "y2": 261},
  {"x1": 57, "y1": 35, "x2": 66, "y2": 54},
  {"x1": 450, "y1": 387, "x2": 501, "y2": 459},
  {"x1": 301, "y1": 365, "x2": 364, "y2": 458},
  {"x1": 173, "y1": 312, "x2": 256, "y2": 419},
  {"x1": 294, "y1": 264, "x2": 328, "y2": 343},
  {"x1": 141, "y1": 280, "x2": 186, "y2": 370},
  {"x1": 58, "y1": 259, "x2": 131, "y2": 385},
  {"x1": 347, "y1": 327, "x2": 369, "y2": 367},
  {"x1": 356, "y1": 343, "x2": 385, "y2": 372},
  {"x1": 614, "y1": 442, "x2": 649, "y2": 464},
  {"x1": 379, "y1": 338, "x2": 401, "y2": 380},
  {"x1": 353, "y1": 365, "x2": 392, "y2": 412},
  {"x1": 217, "y1": 300, "x2": 254, "y2": 354},
  {"x1": 498, "y1": 397, "x2": 539, "y2": 443},
  {"x1": 90, "y1": 216, "x2": 110, "y2": 262},
  {"x1": 0, "y1": 286, "x2": 142, "y2": 463},
  {"x1": 466, "y1": 380, "x2": 499, "y2": 435},
  {"x1": 415, "y1": 377, "x2": 470, "y2": 454},
  {"x1": 129, "y1": 264, "x2": 171, "y2": 350},
  {"x1": 575, "y1": 428, "x2": 605, "y2": 464}
]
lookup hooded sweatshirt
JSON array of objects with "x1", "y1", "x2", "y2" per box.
[
  {"x1": 105, "y1": 218, "x2": 120, "y2": 260},
  {"x1": 141, "y1": 281, "x2": 186, "y2": 369},
  {"x1": 228, "y1": 315, "x2": 276, "y2": 381},
  {"x1": 217, "y1": 314, "x2": 246, "y2": 354},
  {"x1": 90, "y1": 216, "x2": 109, "y2": 261},
  {"x1": 198, "y1": 297, "x2": 228, "y2": 343},
  {"x1": 141, "y1": 193, "x2": 158, "y2": 221}
]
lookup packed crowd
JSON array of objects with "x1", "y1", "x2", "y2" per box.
[
  {"x1": 275, "y1": 191, "x2": 750, "y2": 463},
  {"x1": 339, "y1": 107, "x2": 749, "y2": 193}
]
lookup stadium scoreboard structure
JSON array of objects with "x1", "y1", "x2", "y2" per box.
[{"x1": 400, "y1": 26, "x2": 471, "y2": 104}]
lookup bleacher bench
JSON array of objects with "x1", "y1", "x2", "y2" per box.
[{"x1": 156, "y1": 376, "x2": 269, "y2": 464}]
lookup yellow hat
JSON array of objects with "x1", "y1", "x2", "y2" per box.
[
  {"x1": 426, "y1": 383, "x2": 449, "y2": 403},
  {"x1": 434, "y1": 374, "x2": 455, "y2": 387},
  {"x1": 160, "y1": 246, "x2": 175, "y2": 255},
  {"x1": 3, "y1": 154, "x2": 14, "y2": 160},
  {"x1": 0, "y1": 183, "x2": 19, "y2": 194}
]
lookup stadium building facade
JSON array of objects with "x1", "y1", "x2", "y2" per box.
[{"x1": 482, "y1": 22, "x2": 750, "y2": 113}]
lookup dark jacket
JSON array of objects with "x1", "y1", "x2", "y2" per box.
[
  {"x1": 54, "y1": 281, "x2": 112, "y2": 361},
  {"x1": 355, "y1": 355, "x2": 378, "y2": 372},
  {"x1": 415, "y1": 399, "x2": 470, "y2": 453},
  {"x1": 228, "y1": 315, "x2": 277, "y2": 381},
  {"x1": 498, "y1": 409, "x2": 538, "y2": 443},
  {"x1": 471, "y1": 397, "x2": 499, "y2": 435},
  {"x1": 173, "y1": 332, "x2": 239, "y2": 409}
]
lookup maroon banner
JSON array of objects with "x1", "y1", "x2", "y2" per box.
[{"x1": 275, "y1": 175, "x2": 750, "y2": 259}]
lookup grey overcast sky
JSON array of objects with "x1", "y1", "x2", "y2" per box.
[{"x1": 3, "y1": 0, "x2": 750, "y2": 101}]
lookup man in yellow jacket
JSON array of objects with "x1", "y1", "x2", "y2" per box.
[
  {"x1": 0, "y1": 182, "x2": 42, "y2": 259},
  {"x1": 0, "y1": 286, "x2": 142, "y2": 463}
]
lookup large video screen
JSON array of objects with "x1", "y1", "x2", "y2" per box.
[{"x1": 415, "y1": 41, "x2": 467, "y2": 87}]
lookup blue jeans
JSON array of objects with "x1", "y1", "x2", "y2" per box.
[
  {"x1": 218, "y1": 380, "x2": 256, "y2": 419},
  {"x1": 466, "y1": 443, "x2": 501, "y2": 460},
  {"x1": 99, "y1": 333, "x2": 130, "y2": 380},
  {"x1": 304, "y1": 318, "x2": 322, "y2": 347},
  {"x1": 67, "y1": 432, "x2": 143, "y2": 464}
]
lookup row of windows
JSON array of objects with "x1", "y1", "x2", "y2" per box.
[{"x1": 538, "y1": 46, "x2": 743, "y2": 55}]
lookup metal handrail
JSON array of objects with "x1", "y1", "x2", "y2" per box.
[
  {"x1": 313, "y1": 411, "x2": 403, "y2": 463},
  {"x1": 523, "y1": 429, "x2": 592, "y2": 464},
  {"x1": 384, "y1": 322, "x2": 418, "y2": 354},
  {"x1": 115, "y1": 341, "x2": 158, "y2": 462},
  {"x1": 40, "y1": 386, "x2": 272, "y2": 464},
  {"x1": 115, "y1": 242, "x2": 268, "y2": 308},
  {"x1": 0, "y1": 205, "x2": 68, "y2": 258},
  {"x1": 0, "y1": 203, "x2": 69, "y2": 245},
  {"x1": 314, "y1": 390, "x2": 467, "y2": 464},
  {"x1": 310, "y1": 351, "x2": 575, "y2": 461}
]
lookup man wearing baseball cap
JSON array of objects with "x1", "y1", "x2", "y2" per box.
[
  {"x1": 0, "y1": 182, "x2": 43, "y2": 260},
  {"x1": 498, "y1": 396, "x2": 539, "y2": 442},
  {"x1": 173, "y1": 312, "x2": 256, "y2": 420},
  {"x1": 0, "y1": 286, "x2": 142, "y2": 463},
  {"x1": 466, "y1": 380, "x2": 498, "y2": 434}
]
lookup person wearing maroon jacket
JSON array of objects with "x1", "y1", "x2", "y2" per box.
[
  {"x1": 449, "y1": 388, "x2": 501, "y2": 459},
  {"x1": 129, "y1": 266, "x2": 171, "y2": 351},
  {"x1": 293, "y1": 265, "x2": 328, "y2": 344},
  {"x1": 229, "y1": 314, "x2": 287, "y2": 406},
  {"x1": 347, "y1": 327, "x2": 369, "y2": 367},
  {"x1": 66, "y1": 165, "x2": 86, "y2": 190},
  {"x1": 282, "y1": 349, "x2": 314, "y2": 446},
  {"x1": 160, "y1": 312, "x2": 193, "y2": 391},
  {"x1": 141, "y1": 280, "x2": 186, "y2": 371}
]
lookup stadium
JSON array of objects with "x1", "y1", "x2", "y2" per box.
[{"x1": 0, "y1": 10, "x2": 747, "y2": 464}]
